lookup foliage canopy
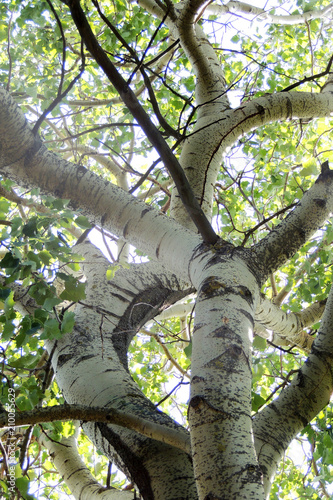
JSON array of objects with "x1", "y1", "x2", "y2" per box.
[{"x1": 0, "y1": 0, "x2": 333, "y2": 498}]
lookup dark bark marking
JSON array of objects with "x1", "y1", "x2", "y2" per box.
[
  {"x1": 296, "y1": 369, "x2": 305, "y2": 388},
  {"x1": 141, "y1": 208, "x2": 150, "y2": 217},
  {"x1": 69, "y1": 376, "x2": 79, "y2": 390},
  {"x1": 236, "y1": 308, "x2": 254, "y2": 327},
  {"x1": 260, "y1": 464, "x2": 268, "y2": 475},
  {"x1": 193, "y1": 322, "x2": 207, "y2": 333},
  {"x1": 313, "y1": 198, "x2": 327, "y2": 208},
  {"x1": 112, "y1": 285, "x2": 190, "y2": 368},
  {"x1": 255, "y1": 103, "x2": 266, "y2": 121},
  {"x1": 76, "y1": 354, "x2": 96, "y2": 363},
  {"x1": 295, "y1": 411, "x2": 311, "y2": 428},
  {"x1": 240, "y1": 463, "x2": 263, "y2": 487},
  {"x1": 189, "y1": 395, "x2": 204, "y2": 410},
  {"x1": 211, "y1": 326, "x2": 243, "y2": 345},
  {"x1": 76, "y1": 164, "x2": 87, "y2": 178},
  {"x1": 155, "y1": 240, "x2": 161, "y2": 259},
  {"x1": 57, "y1": 353, "x2": 73, "y2": 368},
  {"x1": 269, "y1": 402, "x2": 281, "y2": 416},
  {"x1": 212, "y1": 325, "x2": 234, "y2": 338},
  {"x1": 311, "y1": 344, "x2": 333, "y2": 363},
  {"x1": 237, "y1": 285, "x2": 253, "y2": 305},
  {"x1": 199, "y1": 278, "x2": 253, "y2": 304},
  {"x1": 199, "y1": 277, "x2": 226, "y2": 298},
  {"x1": 109, "y1": 291, "x2": 132, "y2": 303},
  {"x1": 316, "y1": 161, "x2": 333, "y2": 183},
  {"x1": 97, "y1": 422, "x2": 155, "y2": 500},
  {"x1": 123, "y1": 220, "x2": 130, "y2": 239},
  {"x1": 67, "y1": 467, "x2": 87, "y2": 480},
  {"x1": 285, "y1": 97, "x2": 293, "y2": 119},
  {"x1": 23, "y1": 137, "x2": 44, "y2": 168},
  {"x1": 111, "y1": 282, "x2": 138, "y2": 297},
  {"x1": 230, "y1": 345, "x2": 242, "y2": 358}
]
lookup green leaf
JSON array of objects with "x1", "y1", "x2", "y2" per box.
[
  {"x1": 16, "y1": 395, "x2": 34, "y2": 411},
  {"x1": 299, "y1": 160, "x2": 318, "y2": 177},
  {"x1": 0, "y1": 252, "x2": 20, "y2": 270},
  {"x1": 75, "y1": 215, "x2": 91, "y2": 229},
  {"x1": 16, "y1": 476, "x2": 37, "y2": 500},
  {"x1": 106, "y1": 265, "x2": 120, "y2": 281},
  {"x1": 43, "y1": 297, "x2": 63, "y2": 311},
  {"x1": 2, "y1": 321, "x2": 15, "y2": 341},
  {"x1": 0, "y1": 288, "x2": 11, "y2": 300},
  {"x1": 41, "y1": 318, "x2": 62, "y2": 339},
  {"x1": 253, "y1": 336, "x2": 267, "y2": 350},
  {"x1": 38, "y1": 249, "x2": 53, "y2": 265},
  {"x1": 61, "y1": 311, "x2": 75, "y2": 334},
  {"x1": 60, "y1": 277, "x2": 86, "y2": 302},
  {"x1": 252, "y1": 393, "x2": 266, "y2": 412},
  {"x1": 22, "y1": 219, "x2": 38, "y2": 237},
  {"x1": 184, "y1": 342, "x2": 192, "y2": 359}
]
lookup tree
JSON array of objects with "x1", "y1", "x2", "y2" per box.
[{"x1": 0, "y1": 0, "x2": 333, "y2": 498}]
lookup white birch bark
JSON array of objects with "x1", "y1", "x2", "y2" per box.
[
  {"x1": 208, "y1": 1, "x2": 333, "y2": 25},
  {"x1": 44, "y1": 241, "x2": 197, "y2": 499},
  {"x1": 1, "y1": 9, "x2": 333, "y2": 493},
  {"x1": 169, "y1": 3, "x2": 231, "y2": 227},
  {"x1": 0, "y1": 87, "x2": 200, "y2": 277},
  {"x1": 253, "y1": 284, "x2": 333, "y2": 497},
  {"x1": 253, "y1": 167, "x2": 333, "y2": 276},
  {"x1": 255, "y1": 297, "x2": 325, "y2": 351},
  {"x1": 187, "y1": 244, "x2": 264, "y2": 499},
  {"x1": 40, "y1": 432, "x2": 135, "y2": 500}
]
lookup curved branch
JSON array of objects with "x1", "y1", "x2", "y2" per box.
[
  {"x1": 169, "y1": 4, "x2": 231, "y2": 227},
  {"x1": 40, "y1": 432, "x2": 136, "y2": 499},
  {"x1": 253, "y1": 279, "x2": 333, "y2": 496},
  {"x1": 136, "y1": 0, "x2": 167, "y2": 20},
  {"x1": 189, "y1": 90, "x2": 333, "y2": 154},
  {"x1": 255, "y1": 297, "x2": 326, "y2": 352},
  {"x1": 208, "y1": 1, "x2": 333, "y2": 25}
]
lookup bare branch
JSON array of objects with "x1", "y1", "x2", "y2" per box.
[{"x1": 0, "y1": 404, "x2": 190, "y2": 454}]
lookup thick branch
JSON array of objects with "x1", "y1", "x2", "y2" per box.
[
  {"x1": 192, "y1": 91, "x2": 333, "y2": 157},
  {"x1": 0, "y1": 87, "x2": 203, "y2": 279},
  {"x1": 0, "y1": 404, "x2": 190, "y2": 454},
  {"x1": 253, "y1": 282, "x2": 333, "y2": 496},
  {"x1": 40, "y1": 432, "x2": 136, "y2": 499},
  {"x1": 255, "y1": 297, "x2": 326, "y2": 352},
  {"x1": 253, "y1": 165, "x2": 333, "y2": 280},
  {"x1": 208, "y1": 1, "x2": 333, "y2": 25}
]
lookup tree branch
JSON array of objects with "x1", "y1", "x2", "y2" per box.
[
  {"x1": 39, "y1": 432, "x2": 136, "y2": 499},
  {"x1": 255, "y1": 297, "x2": 326, "y2": 352},
  {"x1": 64, "y1": 0, "x2": 218, "y2": 244},
  {"x1": 0, "y1": 403, "x2": 191, "y2": 454},
  {"x1": 0, "y1": 87, "x2": 203, "y2": 278},
  {"x1": 253, "y1": 279, "x2": 333, "y2": 496},
  {"x1": 208, "y1": 1, "x2": 333, "y2": 26},
  {"x1": 253, "y1": 163, "x2": 333, "y2": 280}
]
